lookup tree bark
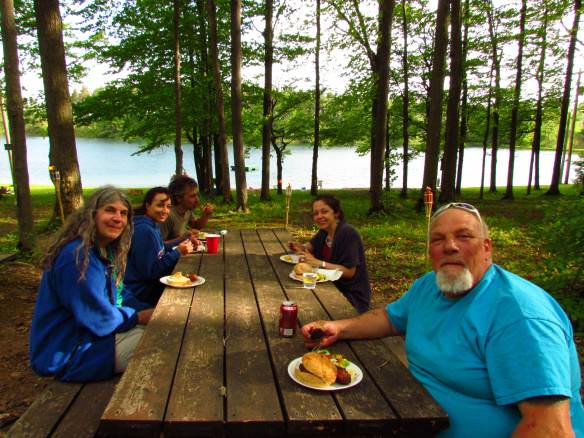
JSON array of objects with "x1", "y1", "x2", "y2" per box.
[
  {"x1": 479, "y1": 65, "x2": 494, "y2": 200},
  {"x1": 207, "y1": 0, "x2": 232, "y2": 202},
  {"x1": 261, "y1": 0, "x2": 273, "y2": 201},
  {"x1": 439, "y1": 0, "x2": 462, "y2": 202},
  {"x1": 230, "y1": 0, "x2": 248, "y2": 211},
  {"x1": 400, "y1": 0, "x2": 409, "y2": 198},
  {"x1": 310, "y1": 0, "x2": 321, "y2": 196},
  {"x1": 34, "y1": 0, "x2": 83, "y2": 217},
  {"x1": 369, "y1": 0, "x2": 395, "y2": 214},
  {"x1": 547, "y1": 0, "x2": 580, "y2": 195},
  {"x1": 503, "y1": 0, "x2": 526, "y2": 200},
  {"x1": 1, "y1": 0, "x2": 35, "y2": 250},
  {"x1": 419, "y1": 0, "x2": 448, "y2": 208},
  {"x1": 563, "y1": 71, "x2": 581, "y2": 184},
  {"x1": 455, "y1": 0, "x2": 470, "y2": 196},
  {"x1": 173, "y1": 0, "x2": 183, "y2": 177},
  {"x1": 487, "y1": 1, "x2": 501, "y2": 193}
]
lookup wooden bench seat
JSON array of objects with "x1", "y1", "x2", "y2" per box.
[{"x1": 8, "y1": 377, "x2": 118, "y2": 437}]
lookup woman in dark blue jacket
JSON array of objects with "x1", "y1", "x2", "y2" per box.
[
  {"x1": 124, "y1": 187, "x2": 194, "y2": 305},
  {"x1": 30, "y1": 186, "x2": 153, "y2": 382}
]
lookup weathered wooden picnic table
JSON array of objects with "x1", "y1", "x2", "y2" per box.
[{"x1": 99, "y1": 228, "x2": 448, "y2": 437}]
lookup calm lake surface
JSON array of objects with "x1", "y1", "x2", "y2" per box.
[{"x1": 0, "y1": 137, "x2": 575, "y2": 189}]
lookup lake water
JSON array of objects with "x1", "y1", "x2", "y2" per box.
[{"x1": 0, "y1": 136, "x2": 576, "y2": 189}]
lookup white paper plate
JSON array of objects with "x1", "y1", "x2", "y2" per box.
[
  {"x1": 280, "y1": 254, "x2": 300, "y2": 264},
  {"x1": 160, "y1": 275, "x2": 205, "y2": 288},
  {"x1": 289, "y1": 271, "x2": 328, "y2": 283},
  {"x1": 287, "y1": 357, "x2": 363, "y2": 391}
]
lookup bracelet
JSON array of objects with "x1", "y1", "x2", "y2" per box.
[{"x1": 321, "y1": 260, "x2": 326, "y2": 268}]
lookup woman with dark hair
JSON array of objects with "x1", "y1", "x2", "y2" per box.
[
  {"x1": 124, "y1": 187, "x2": 194, "y2": 305},
  {"x1": 289, "y1": 194, "x2": 371, "y2": 313},
  {"x1": 30, "y1": 186, "x2": 153, "y2": 382}
]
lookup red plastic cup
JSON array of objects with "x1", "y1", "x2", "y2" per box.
[{"x1": 206, "y1": 234, "x2": 220, "y2": 254}]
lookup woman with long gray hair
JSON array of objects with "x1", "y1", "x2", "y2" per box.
[{"x1": 30, "y1": 186, "x2": 153, "y2": 381}]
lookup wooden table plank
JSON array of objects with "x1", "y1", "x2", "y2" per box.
[
  {"x1": 100, "y1": 255, "x2": 200, "y2": 436},
  {"x1": 53, "y1": 378, "x2": 119, "y2": 438},
  {"x1": 223, "y1": 230, "x2": 284, "y2": 436},
  {"x1": 258, "y1": 229, "x2": 398, "y2": 435},
  {"x1": 8, "y1": 382, "x2": 82, "y2": 437},
  {"x1": 164, "y1": 251, "x2": 225, "y2": 436},
  {"x1": 244, "y1": 229, "x2": 344, "y2": 436}
]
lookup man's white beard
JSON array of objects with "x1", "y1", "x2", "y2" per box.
[{"x1": 436, "y1": 268, "x2": 474, "y2": 295}]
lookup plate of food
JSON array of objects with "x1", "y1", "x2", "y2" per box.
[
  {"x1": 280, "y1": 254, "x2": 300, "y2": 264},
  {"x1": 288, "y1": 262, "x2": 341, "y2": 282},
  {"x1": 288, "y1": 350, "x2": 363, "y2": 391},
  {"x1": 160, "y1": 271, "x2": 205, "y2": 288}
]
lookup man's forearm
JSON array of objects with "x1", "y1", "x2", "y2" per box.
[{"x1": 337, "y1": 307, "x2": 400, "y2": 340}]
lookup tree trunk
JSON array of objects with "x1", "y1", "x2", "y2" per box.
[
  {"x1": 439, "y1": 0, "x2": 462, "y2": 202},
  {"x1": 547, "y1": 0, "x2": 580, "y2": 195},
  {"x1": 1, "y1": 0, "x2": 35, "y2": 250},
  {"x1": 369, "y1": 0, "x2": 395, "y2": 214},
  {"x1": 563, "y1": 71, "x2": 581, "y2": 184},
  {"x1": 34, "y1": 0, "x2": 83, "y2": 217},
  {"x1": 400, "y1": 0, "x2": 409, "y2": 199},
  {"x1": 503, "y1": 0, "x2": 526, "y2": 200},
  {"x1": 528, "y1": 5, "x2": 548, "y2": 195},
  {"x1": 487, "y1": 2, "x2": 501, "y2": 193},
  {"x1": 261, "y1": 0, "x2": 273, "y2": 201},
  {"x1": 419, "y1": 0, "x2": 448, "y2": 208},
  {"x1": 479, "y1": 65, "x2": 494, "y2": 200},
  {"x1": 310, "y1": 0, "x2": 321, "y2": 196},
  {"x1": 230, "y1": 0, "x2": 248, "y2": 211},
  {"x1": 455, "y1": 0, "x2": 470, "y2": 196},
  {"x1": 173, "y1": 0, "x2": 183, "y2": 177},
  {"x1": 207, "y1": 0, "x2": 232, "y2": 202}
]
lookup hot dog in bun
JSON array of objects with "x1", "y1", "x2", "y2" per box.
[{"x1": 294, "y1": 352, "x2": 338, "y2": 387}]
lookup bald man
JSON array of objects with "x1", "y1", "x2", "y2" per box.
[{"x1": 301, "y1": 203, "x2": 583, "y2": 438}]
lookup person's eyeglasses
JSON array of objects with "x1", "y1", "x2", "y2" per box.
[{"x1": 432, "y1": 202, "x2": 482, "y2": 223}]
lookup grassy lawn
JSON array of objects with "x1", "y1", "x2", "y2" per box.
[{"x1": 1, "y1": 183, "x2": 583, "y2": 334}]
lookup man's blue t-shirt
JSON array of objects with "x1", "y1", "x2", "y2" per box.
[{"x1": 387, "y1": 264, "x2": 584, "y2": 437}]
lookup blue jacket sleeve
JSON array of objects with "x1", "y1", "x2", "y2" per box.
[
  {"x1": 54, "y1": 257, "x2": 138, "y2": 337},
  {"x1": 130, "y1": 226, "x2": 181, "y2": 280},
  {"x1": 121, "y1": 287, "x2": 152, "y2": 312}
]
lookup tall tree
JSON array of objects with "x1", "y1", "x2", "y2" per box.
[
  {"x1": 261, "y1": 0, "x2": 274, "y2": 201},
  {"x1": 564, "y1": 71, "x2": 581, "y2": 184},
  {"x1": 547, "y1": 0, "x2": 581, "y2": 195},
  {"x1": 34, "y1": 0, "x2": 83, "y2": 216},
  {"x1": 439, "y1": 0, "x2": 463, "y2": 202},
  {"x1": 486, "y1": 1, "x2": 502, "y2": 193},
  {"x1": 1, "y1": 0, "x2": 35, "y2": 251},
  {"x1": 207, "y1": 0, "x2": 232, "y2": 202},
  {"x1": 479, "y1": 65, "x2": 494, "y2": 200},
  {"x1": 230, "y1": 0, "x2": 248, "y2": 211},
  {"x1": 310, "y1": 0, "x2": 321, "y2": 196},
  {"x1": 503, "y1": 0, "x2": 527, "y2": 200},
  {"x1": 173, "y1": 0, "x2": 183, "y2": 176},
  {"x1": 527, "y1": 2, "x2": 549, "y2": 194},
  {"x1": 419, "y1": 0, "x2": 448, "y2": 207},
  {"x1": 399, "y1": 0, "x2": 410, "y2": 198},
  {"x1": 455, "y1": 0, "x2": 469, "y2": 196}
]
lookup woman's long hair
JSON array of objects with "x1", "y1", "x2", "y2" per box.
[{"x1": 42, "y1": 186, "x2": 134, "y2": 286}]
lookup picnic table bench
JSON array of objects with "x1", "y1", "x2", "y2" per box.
[{"x1": 9, "y1": 228, "x2": 447, "y2": 437}]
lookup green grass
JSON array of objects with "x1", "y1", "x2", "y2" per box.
[{"x1": 1, "y1": 183, "x2": 583, "y2": 333}]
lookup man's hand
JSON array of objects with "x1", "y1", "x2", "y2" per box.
[
  {"x1": 201, "y1": 203, "x2": 214, "y2": 217},
  {"x1": 301, "y1": 320, "x2": 341, "y2": 349},
  {"x1": 137, "y1": 309, "x2": 154, "y2": 325},
  {"x1": 177, "y1": 239, "x2": 194, "y2": 255}
]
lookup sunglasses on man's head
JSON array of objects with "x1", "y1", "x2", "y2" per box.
[{"x1": 432, "y1": 202, "x2": 482, "y2": 222}]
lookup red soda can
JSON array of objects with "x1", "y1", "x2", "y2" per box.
[{"x1": 279, "y1": 300, "x2": 298, "y2": 337}]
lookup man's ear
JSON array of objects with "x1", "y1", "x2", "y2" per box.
[{"x1": 483, "y1": 238, "x2": 493, "y2": 256}]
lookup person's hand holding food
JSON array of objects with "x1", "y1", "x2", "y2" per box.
[
  {"x1": 177, "y1": 239, "x2": 194, "y2": 255},
  {"x1": 186, "y1": 229, "x2": 202, "y2": 246},
  {"x1": 297, "y1": 250, "x2": 320, "y2": 267},
  {"x1": 301, "y1": 321, "x2": 340, "y2": 349},
  {"x1": 288, "y1": 241, "x2": 304, "y2": 253},
  {"x1": 201, "y1": 203, "x2": 214, "y2": 218}
]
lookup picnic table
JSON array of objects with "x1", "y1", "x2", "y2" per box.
[{"x1": 99, "y1": 228, "x2": 448, "y2": 437}]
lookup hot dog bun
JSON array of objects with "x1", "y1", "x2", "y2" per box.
[
  {"x1": 293, "y1": 262, "x2": 312, "y2": 276},
  {"x1": 295, "y1": 352, "x2": 337, "y2": 387}
]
